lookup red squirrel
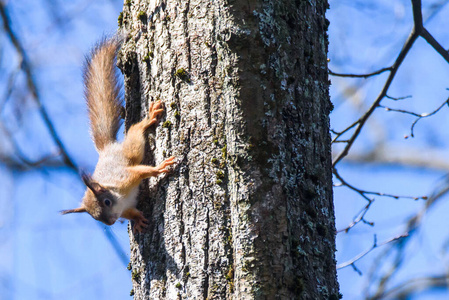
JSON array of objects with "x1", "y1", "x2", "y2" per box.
[{"x1": 61, "y1": 37, "x2": 175, "y2": 232}]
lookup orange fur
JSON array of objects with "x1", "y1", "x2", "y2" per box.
[
  {"x1": 84, "y1": 37, "x2": 122, "y2": 151},
  {"x1": 122, "y1": 101, "x2": 164, "y2": 165},
  {"x1": 116, "y1": 156, "x2": 176, "y2": 194}
]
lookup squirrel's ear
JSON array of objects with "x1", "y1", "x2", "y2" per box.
[
  {"x1": 81, "y1": 172, "x2": 106, "y2": 196},
  {"x1": 60, "y1": 207, "x2": 87, "y2": 215}
]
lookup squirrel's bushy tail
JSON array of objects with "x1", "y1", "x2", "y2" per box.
[{"x1": 84, "y1": 36, "x2": 122, "y2": 151}]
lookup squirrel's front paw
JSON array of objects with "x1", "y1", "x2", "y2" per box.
[
  {"x1": 148, "y1": 100, "x2": 164, "y2": 119},
  {"x1": 156, "y1": 156, "x2": 176, "y2": 174},
  {"x1": 133, "y1": 212, "x2": 149, "y2": 233}
]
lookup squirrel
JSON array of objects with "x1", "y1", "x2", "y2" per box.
[{"x1": 61, "y1": 36, "x2": 175, "y2": 232}]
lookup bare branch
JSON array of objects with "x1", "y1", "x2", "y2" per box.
[
  {"x1": 332, "y1": 30, "x2": 419, "y2": 167},
  {"x1": 337, "y1": 234, "x2": 408, "y2": 272},
  {"x1": 334, "y1": 168, "x2": 427, "y2": 202},
  {"x1": 329, "y1": 67, "x2": 392, "y2": 79},
  {"x1": 380, "y1": 97, "x2": 449, "y2": 138},
  {"x1": 411, "y1": 0, "x2": 424, "y2": 32},
  {"x1": 385, "y1": 94, "x2": 412, "y2": 101},
  {"x1": 378, "y1": 105, "x2": 421, "y2": 117},
  {"x1": 332, "y1": 0, "x2": 449, "y2": 167},
  {"x1": 0, "y1": 70, "x2": 19, "y2": 113},
  {"x1": 334, "y1": 167, "x2": 427, "y2": 233},
  {"x1": 0, "y1": 1, "x2": 129, "y2": 270},
  {"x1": 331, "y1": 120, "x2": 360, "y2": 143},
  {"x1": 340, "y1": 147, "x2": 449, "y2": 170},
  {"x1": 420, "y1": 28, "x2": 449, "y2": 63},
  {"x1": 337, "y1": 201, "x2": 374, "y2": 233},
  {"x1": 407, "y1": 97, "x2": 449, "y2": 138}
]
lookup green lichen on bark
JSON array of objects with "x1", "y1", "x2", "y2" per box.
[
  {"x1": 174, "y1": 68, "x2": 191, "y2": 82},
  {"x1": 118, "y1": 11, "x2": 123, "y2": 27}
]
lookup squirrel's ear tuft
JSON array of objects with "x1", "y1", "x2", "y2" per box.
[
  {"x1": 81, "y1": 172, "x2": 106, "y2": 196},
  {"x1": 81, "y1": 171, "x2": 93, "y2": 187},
  {"x1": 60, "y1": 207, "x2": 87, "y2": 215}
]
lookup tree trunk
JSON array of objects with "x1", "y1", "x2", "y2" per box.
[{"x1": 118, "y1": 0, "x2": 338, "y2": 299}]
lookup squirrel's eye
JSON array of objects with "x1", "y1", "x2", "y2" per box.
[{"x1": 104, "y1": 199, "x2": 111, "y2": 207}]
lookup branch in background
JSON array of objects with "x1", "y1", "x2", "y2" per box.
[
  {"x1": 379, "y1": 97, "x2": 449, "y2": 138},
  {"x1": 379, "y1": 105, "x2": 422, "y2": 117},
  {"x1": 332, "y1": 0, "x2": 449, "y2": 167},
  {"x1": 332, "y1": 26, "x2": 418, "y2": 166},
  {"x1": 0, "y1": 70, "x2": 19, "y2": 113},
  {"x1": 337, "y1": 199, "x2": 374, "y2": 233},
  {"x1": 0, "y1": 1, "x2": 77, "y2": 172},
  {"x1": 331, "y1": 121, "x2": 359, "y2": 144},
  {"x1": 337, "y1": 234, "x2": 408, "y2": 274},
  {"x1": 385, "y1": 94, "x2": 412, "y2": 101},
  {"x1": 0, "y1": 121, "x2": 68, "y2": 170},
  {"x1": 41, "y1": 0, "x2": 93, "y2": 37},
  {"x1": 334, "y1": 168, "x2": 428, "y2": 202},
  {"x1": 331, "y1": 0, "x2": 449, "y2": 239},
  {"x1": 407, "y1": 97, "x2": 449, "y2": 138},
  {"x1": 329, "y1": 67, "x2": 392, "y2": 79},
  {"x1": 424, "y1": 0, "x2": 449, "y2": 24},
  {"x1": 365, "y1": 175, "x2": 449, "y2": 298},
  {"x1": 0, "y1": 153, "x2": 68, "y2": 171},
  {"x1": 333, "y1": 167, "x2": 427, "y2": 232}
]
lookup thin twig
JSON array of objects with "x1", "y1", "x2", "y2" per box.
[
  {"x1": 380, "y1": 98, "x2": 449, "y2": 138},
  {"x1": 385, "y1": 94, "x2": 412, "y2": 101},
  {"x1": 337, "y1": 233, "x2": 408, "y2": 272},
  {"x1": 337, "y1": 201, "x2": 375, "y2": 233},
  {"x1": 334, "y1": 168, "x2": 427, "y2": 202},
  {"x1": 333, "y1": 168, "x2": 371, "y2": 202},
  {"x1": 0, "y1": 70, "x2": 19, "y2": 113},
  {"x1": 331, "y1": 120, "x2": 359, "y2": 143},
  {"x1": 329, "y1": 67, "x2": 392, "y2": 78},
  {"x1": 379, "y1": 105, "x2": 422, "y2": 117},
  {"x1": 407, "y1": 98, "x2": 449, "y2": 138},
  {"x1": 334, "y1": 168, "x2": 427, "y2": 233}
]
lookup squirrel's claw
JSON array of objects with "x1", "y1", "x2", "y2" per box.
[
  {"x1": 148, "y1": 100, "x2": 164, "y2": 120},
  {"x1": 156, "y1": 156, "x2": 176, "y2": 174},
  {"x1": 133, "y1": 212, "x2": 149, "y2": 233}
]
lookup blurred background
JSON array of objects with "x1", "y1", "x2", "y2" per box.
[
  {"x1": 0, "y1": 0, "x2": 448, "y2": 299},
  {"x1": 0, "y1": 0, "x2": 131, "y2": 299}
]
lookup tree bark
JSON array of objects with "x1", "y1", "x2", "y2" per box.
[{"x1": 118, "y1": 0, "x2": 338, "y2": 299}]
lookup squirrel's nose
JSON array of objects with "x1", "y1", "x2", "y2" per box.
[{"x1": 107, "y1": 215, "x2": 119, "y2": 225}]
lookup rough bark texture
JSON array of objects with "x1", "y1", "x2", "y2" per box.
[{"x1": 118, "y1": 0, "x2": 338, "y2": 299}]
